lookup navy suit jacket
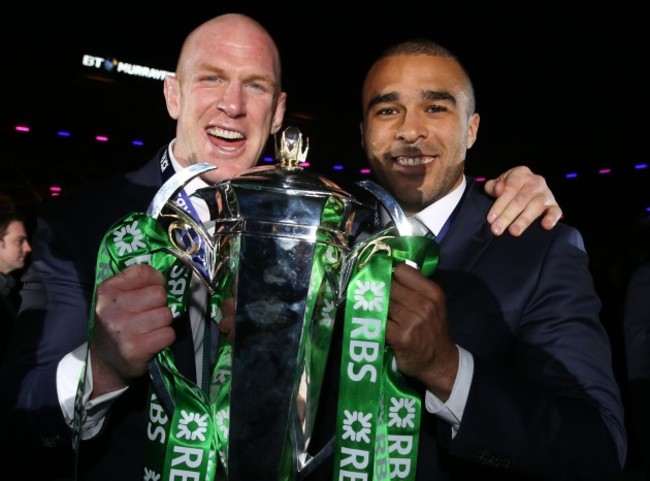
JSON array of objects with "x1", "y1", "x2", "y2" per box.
[{"x1": 308, "y1": 178, "x2": 626, "y2": 481}]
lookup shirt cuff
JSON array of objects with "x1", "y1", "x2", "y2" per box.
[
  {"x1": 424, "y1": 345, "x2": 474, "y2": 436},
  {"x1": 57, "y1": 343, "x2": 128, "y2": 440}
]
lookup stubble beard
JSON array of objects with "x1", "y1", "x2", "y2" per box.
[{"x1": 377, "y1": 161, "x2": 464, "y2": 215}]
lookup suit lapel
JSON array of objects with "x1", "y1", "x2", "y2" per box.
[
  {"x1": 436, "y1": 179, "x2": 494, "y2": 297},
  {"x1": 122, "y1": 150, "x2": 166, "y2": 211}
]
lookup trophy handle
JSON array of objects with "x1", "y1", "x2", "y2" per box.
[
  {"x1": 339, "y1": 180, "x2": 434, "y2": 293},
  {"x1": 355, "y1": 179, "x2": 433, "y2": 239},
  {"x1": 146, "y1": 162, "x2": 217, "y2": 218},
  {"x1": 355, "y1": 179, "x2": 413, "y2": 236}
]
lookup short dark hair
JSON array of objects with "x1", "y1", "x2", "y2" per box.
[
  {"x1": 379, "y1": 38, "x2": 457, "y2": 59},
  {"x1": 376, "y1": 38, "x2": 476, "y2": 114},
  {"x1": 0, "y1": 211, "x2": 24, "y2": 242}
]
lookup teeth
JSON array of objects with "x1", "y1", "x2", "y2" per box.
[
  {"x1": 207, "y1": 128, "x2": 244, "y2": 140},
  {"x1": 396, "y1": 157, "x2": 433, "y2": 166}
]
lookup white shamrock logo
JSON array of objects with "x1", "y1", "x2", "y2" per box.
[
  {"x1": 176, "y1": 410, "x2": 208, "y2": 441},
  {"x1": 388, "y1": 397, "x2": 416, "y2": 428},
  {"x1": 342, "y1": 410, "x2": 372, "y2": 443},
  {"x1": 353, "y1": 280, "x2": 386, "y2": 312},
  {"x1": 112, "y1": 220, "x2": 146, "y2": 256},
  {"x1": 216, "y1": 408, "x2": 230, "y2": 437},
  {"x1": 319, "y1": 298, "x2": 336, "y2": 327}
]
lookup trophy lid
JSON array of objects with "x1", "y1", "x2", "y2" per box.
[
  {"x1": 225, "y1": 126, "x2": 357, "y2": 199},
  {"x1": 198, "y1": 127, "x2": 373, "y2": 238}
]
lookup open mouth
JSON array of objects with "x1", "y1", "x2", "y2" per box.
[{"x1": 207, "y1": 127, "x2": 244, "y2": 141}]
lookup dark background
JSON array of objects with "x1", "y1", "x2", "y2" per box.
[
  {"x1": 2, "y1": 2, "x2": 650, "y2": 476},
  {"x1": 3, "y1": 2, "x2": 649, "y2": 313},
  {"x1": 2, "y1": 3, "x2": 649, "y2": 226}
]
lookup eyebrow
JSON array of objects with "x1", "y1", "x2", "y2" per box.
[
  {"x1": 367, "y1": 89, "x2": 457, "y2": 111},
  {"x1": 367, "y1": 91, "x2": 398, "y2": 110},
  {"x1": 421, "y1": 89, "x2": 456, "y2": 105},
  {"x1": 197, "y1": 63, "x2": 277, "y2": 88}
]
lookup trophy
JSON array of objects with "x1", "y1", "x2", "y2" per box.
[
  {"x1": 87, "y1": 126, "x2": 436, "y2": 481},
  {"x1": 192, "y1": 126, "x2": 374, "y2": 480}
]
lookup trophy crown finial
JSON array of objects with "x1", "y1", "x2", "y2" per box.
[{"x1": 275, "y1": 126, "x2": 309, "y2": 170}]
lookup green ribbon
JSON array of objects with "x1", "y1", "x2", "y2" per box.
[
  {"x1": 333, "y1": 232, "x2": 439, "y2": 481},
  {"x1": 73, "y1": 207, "x2": 439, "y2": 481},
  {"x1": 73, "y1": 198, "x2": 349, "y2": 481},
  {"x1": 72, "y1": 212, "x2": 228, "y2": 480}
]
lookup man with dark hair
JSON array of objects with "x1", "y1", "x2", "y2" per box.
[
  {"x1": 0, "y1": 210, "x2": 31, "y2": 361},
  {"x1": 310, "y1": 38, "x2": 625, "y2": 481}
]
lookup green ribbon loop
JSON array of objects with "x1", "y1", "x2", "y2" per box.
[{"x1": 333, "y1": 232, "x2": 439, "y2": 481}]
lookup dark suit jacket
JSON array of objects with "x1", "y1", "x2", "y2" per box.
[
  {"x1": 0, "y1": 150, "x2": 168, "y2": 480},
  {"x1": 308, "y1": 177, "x2": 626, "y2": 481}
]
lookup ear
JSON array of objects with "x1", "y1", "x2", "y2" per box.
[
  {"x1": 270, "y1": 92, "x2": 288, "y2": 134},
  {"x1": 466, "y1": 112, "x2": 480, "y2": 149},
  {"x1": 163, "y1": 74, "x2": 181, "y2": 120}
]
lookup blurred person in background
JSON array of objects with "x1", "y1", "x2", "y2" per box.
[{"x1": 0, "y1": 210, "x2": 32, "y2": 362}]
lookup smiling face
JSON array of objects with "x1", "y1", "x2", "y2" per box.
[
  {"x1": 360, "y1": 54, "x2": 480, "y2": 216},
  {"x1": 164, "y1": 14, "x2": 287, "y2": 184}
]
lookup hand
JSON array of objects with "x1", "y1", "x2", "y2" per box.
[
  {"x1": 386, "y1": 263, "x2": 458, "y2": 400},
  {"x1": 483, "y1": 165, "x2": 562, "y2": 237},
  {"x1": 90, "y1": 264, "x2": 174, "y2": 397}
]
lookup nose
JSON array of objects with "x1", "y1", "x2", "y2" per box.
[
  {"x1": 217, "y1": 82, "x2": 246, "y2": 118},
  {"x1": 23, "y1": 240, "x2": 32, "y2": 254},
  {"x1": 396, "y1": 110, "x2": 427, "y2": 143}
]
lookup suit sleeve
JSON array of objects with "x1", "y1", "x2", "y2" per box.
[{"x1": 448, "y1": 226, "x2": 627, "y2": 480}]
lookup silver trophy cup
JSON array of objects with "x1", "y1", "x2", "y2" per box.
[
  {"x1": 204, "y1": 127, "x2": 372, "y2": 480},
  {"x1": 146, "y1": 127, "x2": 423, "y2": 480},
  {"x1": 148, "y1": 127, "x2": 374, "y2": 480}
]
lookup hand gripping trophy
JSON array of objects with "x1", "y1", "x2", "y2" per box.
[{"x1": 73, "y1": 127, "x2": 439, "y2": 481}]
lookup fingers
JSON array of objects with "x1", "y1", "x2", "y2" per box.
[
  {"x1": 104, "y1": 263, "x2": 167, "y2": 294},
  {"x1": 386, "y1": 264, "x2": 444, "y2": 353},
  {"x1": 538, "y1": 205, "x2": 563, "y2": 232},
  {"x1": 385, "y1": 264, "x2": 457, "y2": 394},
  {"x1": 483, "y1": 176, "x2": 505, "y2": 199},
  {"x1": 94, "y1": 264, "x2": 168, "y2": 323},
  {"x1": 484, "y1": 166, "x2": 562, "y2": 236},
  {"x1": 92, "y1": 264, "x2": 175, "y2": 388}
]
